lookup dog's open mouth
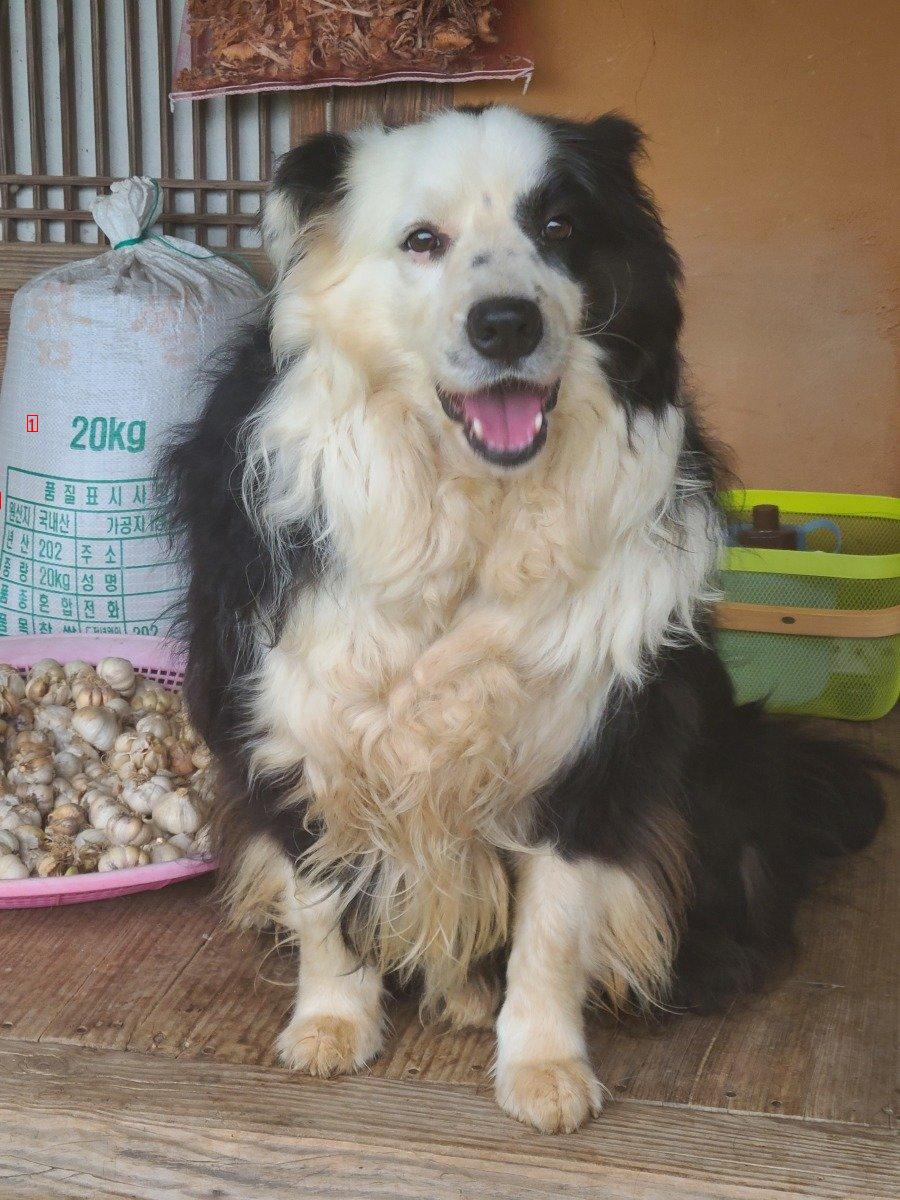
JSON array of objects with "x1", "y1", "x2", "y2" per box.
[{"x1": 439, "y1": 379, "x2": 559, "y2": 467}]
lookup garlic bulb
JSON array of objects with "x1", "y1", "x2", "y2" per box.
[
  {"x1": 109, "y1": 733, "x2": 168, "y2": 781},
  {"x1": 87, "y1": 790, "x2": 121, "y2": 821},
  {"x1": 191, "y1": 743, "x2": 212, "y2": 771},
  {"x1": 81, "y1": 785, "x2": 116, "y2": 808},
  {"x1": 74, "y1": 825, "x2": 108, "y2": 845},
  {"x1": 10, "y1": 801, "x2": 42, "y2": 828},
  {"x1": 71, "y1": 706, "x2": 119, "y2": 753},
  {"x1": 29, "y1": 658, "x2": 64, "y2": 679},
  {"x1": 149, "y1": 771, "x2": 176, "y2": 790},
  {"x1": 53, "y1": 750, "x2": 84, "y2": 780},
  {"x1": 0, "y1": 829, "x2": 20, "y2": 854},
  {"x1": 98, "y1": 845, "x2": 149, "y2": 872},
  {"x1": 11, "y1": 823, "x2": 43, "y2": 851},
  {"x1": 46, "y1": 803, "x2": 88, "y2": 837},
  {"x1": 131, "y1": 681, "x2": 173, "y2": 716},
  {"x1": 52, "y1": 780, "x2": 79, "y2": 802},
  {"x1": 35, "y1": 849, "x2": 71, "y2": 877},
  {"x1": 71, "y1": 674, "x2": 115, "y2": 710},
  {"x1": 59, "y1": 734, "x2": 100, "y2": 764},
  {"x1": 83, "y1": 759, "x2": 111, "y2": 783},
  {"x1": 150, "y1": 839, "x2": 185, "y2": 864},
  {"x1": 20, "y1": 785, "x2": 55, "y2": 816},
  {"x1": 8, "y1": 748, "x2": 55, "y2": 787},
  {"x1": 11, "y1": 704, "x2": 35, "y2": 732},
  {"x1": 191, "y1": 824, "x2": 212, "y2": 856},
  {"x1": 121, "y1": 774, "x2": 172, "y2": 816},
  {"x1": 52, "y1": 779, "x2": 78, "y2": 805},
  {"x1": 106, "y1": 697, "x2": 134, "y2": 722},
  {"x1": 0, "y1": 666, "x2": 26, "y2": 698},
  {"x1": 47, "y1": 816, "x2": 82, "y2": 839},
  {"x1": 0, "y1": 853, "x2": 29, "y2": 879},
  {"x1": 14, "y1": 726, "x2": 50, "y2": 750},
  {"x1": 89, "y1": 796, "x2": 126, "y2": 832},
  {"x1": 167, "y1": 739, "x2": 196, "y2": 778},
  {"x1": 168, "y1": 832, "x2": 194, "y2": 853},
  {"x1": 68, "y1": 773, "x2": 91, "y2": 798},
  {"x1": 96, "y1": 656, "x2": 137, "y2": 698},
  {"x1": 33, "y1": 704, "x2": 71, "y2": 735},
  {"x1": 25, "y1": 675, "x2": 71, "y2": 705},
  {"x1": 152, "y1": 788, "x2": 200, "y2": 836},
  {"x1": 105, "y1": 812, "x2": 150, "y2": 846},
  {"x1": 19, "y1": 846, "x2": 44, "y2": 872},
  {"x1": 62, "y1": 659, "x2": 93, "y2": 680},
  {"x1": 0, "y1": 689, "x2": 21, "y2": 720},
  {"x1": 135, "y1": 713, "x2": 170, "y2": 741},
  {"x1": 72, "y1": 844, "x2": 101, "y2": 872}
]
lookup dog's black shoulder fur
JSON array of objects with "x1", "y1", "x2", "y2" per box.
[{"x1": 159, "y1": 323, "x2": 323, "y2": 859}]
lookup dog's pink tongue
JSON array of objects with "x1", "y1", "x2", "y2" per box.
[{"x1": 462, "y1": 391, "x2": 543, "y2": 452}]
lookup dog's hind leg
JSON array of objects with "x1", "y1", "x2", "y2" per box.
[
  {"x1": 275, "y1": 863, "x2": 385, "y2": 1077},
  {"x1": 434, "y1": 966, "x2": 501, "y2": 1031}
]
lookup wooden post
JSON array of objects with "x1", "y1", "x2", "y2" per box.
[{"x1": 287, "y1": 82, "x2": 453, "y2": 156}]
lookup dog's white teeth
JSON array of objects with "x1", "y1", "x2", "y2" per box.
[
  {"x1": 534, "y1": 412, "x2": 544, "y2": 432},
  {"x1": 472, "y1": 418, "x2": 484, "y2": 439}
]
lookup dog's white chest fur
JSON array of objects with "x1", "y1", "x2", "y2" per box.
[{"x1": 257, "y1": 459, "x2": 608, "y2": 813}]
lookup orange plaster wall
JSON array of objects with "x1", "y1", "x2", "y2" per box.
[{"x1": 459, "y1": 0, "x2": 899, "y2": 494}]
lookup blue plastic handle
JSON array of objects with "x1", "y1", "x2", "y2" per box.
[{"x1": 795, "y1": 518, "x2": 842, "y2": 552}]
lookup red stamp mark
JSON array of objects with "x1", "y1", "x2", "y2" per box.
[{"x1": 25, "y1": 414, "x2": 39, "y2": 433}]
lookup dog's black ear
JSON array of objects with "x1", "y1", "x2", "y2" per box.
[
  {"x1": 262, "y1": 132, "x2": 351, "y2": 273},
  {"x1": 542, "y1": 112, "x2": 646, "y2": 197},
  {"x1": 547, "y1": 112, "x2": 683, "y2": 414},
  {"x1": 584, "y1": 113, "x2": 646, "y2": 175}
]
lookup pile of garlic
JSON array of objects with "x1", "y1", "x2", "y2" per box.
[{"x1": 0, "y1": 657, "x2": 214, "y2": 880}]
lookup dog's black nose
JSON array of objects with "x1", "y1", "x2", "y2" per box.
[{"x1": 466, "y1": 296, "x2": 543, "y2": 362}]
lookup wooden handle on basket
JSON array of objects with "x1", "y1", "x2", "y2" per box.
[{"x1": 712, "y1": 602, "x2": 900, "y2": 638}]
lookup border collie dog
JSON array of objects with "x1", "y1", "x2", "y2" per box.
[{"x1": 163, "y1": 106, "x2": 884, "y2": 1133}]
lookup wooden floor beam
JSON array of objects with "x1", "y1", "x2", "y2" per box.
[{"x1": 0, "y1": 1037, "x2": 895, "y2": 1200}]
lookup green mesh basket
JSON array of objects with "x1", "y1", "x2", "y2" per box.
[{"x1": 714, "y1": 490, "x2": 900, "y2": 721}]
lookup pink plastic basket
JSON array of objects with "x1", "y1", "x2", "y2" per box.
[{"x1": 0, "y1": 634, "x2": 216, "y2": 908}]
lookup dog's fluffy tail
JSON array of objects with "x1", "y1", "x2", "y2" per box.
[{"x1": 671, "y1": 704, "x2": 887, "y2": 1012}]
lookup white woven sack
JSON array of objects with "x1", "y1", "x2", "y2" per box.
[{"x1": 0, "y1": 177, "x2": 262, "y2": 638}]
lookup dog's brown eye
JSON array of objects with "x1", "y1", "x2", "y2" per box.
[
  {"x1": 542, "y1": 216, "x2": 573, "y2": 242},
  {"x1": 402, "y1": 227, "x2": 445, "y2": 257}
]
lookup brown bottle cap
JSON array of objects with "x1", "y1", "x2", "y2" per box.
[{"x1": 752, "y1": 504, "x2": 780, "y2": 531}]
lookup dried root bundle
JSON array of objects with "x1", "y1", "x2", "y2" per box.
[{"x1": 176, "y1": 0, "x2": 501, "y2": 91}]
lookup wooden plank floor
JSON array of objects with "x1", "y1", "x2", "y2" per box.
[{"x1": 0, "y1": 712, "x2": 897, "y2": 1198}]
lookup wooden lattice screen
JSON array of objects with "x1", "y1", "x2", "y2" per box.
[
  {"x1": 0, "y1": 0, "x2": 277, "y2": 247},
  {"x1": 0, "y1": 1, "x2": 453, "y2": 368},
  {"x1": 0, "y1": 2, "x2": 452, "y2": 250}
]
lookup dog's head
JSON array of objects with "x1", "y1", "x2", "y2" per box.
[{"x1": 264, "y1": 106, "x2": 682, "y2": 470}]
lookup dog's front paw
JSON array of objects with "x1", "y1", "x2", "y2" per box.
[
  {"x1": 495, "y1": 1057, "x2": 604, "y2": 1133},
  {"x1": 276, "y1": 1012, "x2": 382, "y2": 1078}
]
